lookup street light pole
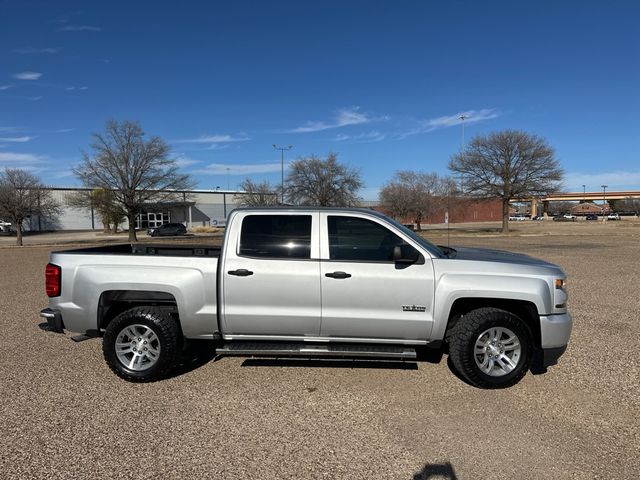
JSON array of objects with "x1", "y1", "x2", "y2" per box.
[
  {"x1": 459, "y1": 114, "x2": 468, "y2": 150},
  {"x1": 226, "y1": 167, "x2": 230, "y2": 190},
  {"x1": 273, "y1": 144, "x2": 293, "y2": 204},
  {"x1": 601, "y1": 184, "x2": 608, "y2": 219},
  {"x1": 582, "y1": 184, "x2": 586, "y2": 202}
]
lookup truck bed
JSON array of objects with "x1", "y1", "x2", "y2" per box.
[{"x1": 55, "y1": 243, "x2": 221, "y2": 257}]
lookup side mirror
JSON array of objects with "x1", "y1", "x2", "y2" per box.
[{"x1": 393, "y1": 244, "x2": 420, "y2": 264}]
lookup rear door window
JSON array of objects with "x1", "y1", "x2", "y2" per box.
[{"x1": 239, "y1": 215, "x2": 312, "y2": 259}]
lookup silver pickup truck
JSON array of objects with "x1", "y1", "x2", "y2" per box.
[{"x1": 41, "y1": 207, "x2": 572, "y2": 389}]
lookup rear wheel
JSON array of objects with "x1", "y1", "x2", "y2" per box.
[
  {"x1": 447, "y1": 307, "x2": 532, "y2": 389},
  {"x1": 103, "y1": 307, "x2": 179, "y2": 382}
]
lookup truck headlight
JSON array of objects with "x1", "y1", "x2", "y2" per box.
[{"x1": 555, "y1": 278, "x2": 567, "y2": 308}]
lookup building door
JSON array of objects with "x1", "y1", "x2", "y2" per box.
[{"x1": 147, "y1": 212, "x2": 164, "y2": 228}]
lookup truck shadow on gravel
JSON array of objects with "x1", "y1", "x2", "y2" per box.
[
  {"x1": 240, "y1": 358, "x2": 419, "y2": 370},
  {"x1": 165, "y1": 340, "x2": 220, "y2": 379},
  {"x1": 413, "y1": 462, "x2": 458, "y2": 479}
]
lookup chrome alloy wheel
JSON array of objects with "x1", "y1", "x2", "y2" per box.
[
  {"x1": 115, "y1": 324, "x2": 161, "y2": 371},
  {"x1": 474, "y1": 327, "x2": 521, "y2": 377}
]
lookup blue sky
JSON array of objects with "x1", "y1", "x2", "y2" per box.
[{"x1": 1, "y1": 0, "x2": 639, "y2": 199}]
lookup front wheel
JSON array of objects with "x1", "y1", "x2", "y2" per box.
[
  {"x1": 447, "y1": 307, "x2": 532, "y2": 389},
  {"x1": 103, "y1": 307, "x2": 179, "y2": 382}
]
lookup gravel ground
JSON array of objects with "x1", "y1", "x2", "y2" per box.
[{"x1": 1, "y1": 222, "x2": 639, "y2": 479}]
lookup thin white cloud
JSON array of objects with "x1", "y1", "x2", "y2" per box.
[
  {"x1": 426, "y1": 109, "x2": 500, "y2": 129},
  {"x1": 0, "y1": 152, "x2": 44, "y2": 164},
  {"x1": 0, "y1": 136, "x2": 34, "y2": 143},
  {"x1": 0, "y1": 84, "x2": 14, "y2": 90},
  {"x1": 54, "y1": 128, "x2": 74, "y2": 133},
  {"x1": 173, "y1": 133, "x2": 250, "y2": 144},
  {"x1": 289, "y1": 107, "x2": 384, "y2": 133},
  {"x1": 0, "y1": 126, "x2": 22, "y2": 133},
  {"x1": 403, "y1": 108, "x2": 500, "y2": 138},
  {"x1": 14, "y1": 47, "x2": 60, "y2": 54},
  {"x1": 206, "y1": 144, "x2": 230, "y2": 151},
  {"x1": 29, "y1": 96, "x2": 44, "y2": 101},
  {"x1": 192, "y1": 163, "x2": 282, "y2": 175},
  {"x1": 333, "y1": 130, "x2": 385, "y2": 143},
  {"x1": 174, "y1": 155, "x2": 201, "y2": 168},
  {"x1": 564, "y1": 171, "x2": 640, "y2": 191},
  {"x1": 13, "y1": 71, "x2": 43, "y2": 80},
  {"x1": 56, "y1": 25, "x2": 101, "y2": 32}
]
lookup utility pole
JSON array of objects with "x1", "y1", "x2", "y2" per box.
[
  {"x1": 226, "y1": 167, "x2": 230, "y2": 190},
  {"x1": 273, "y1": 144, "x2": 293, "y2": 204},
  {"x1": 601, "y1": 185, "x2": 608, "y2": 219}
]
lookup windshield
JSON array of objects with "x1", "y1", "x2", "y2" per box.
[{"x1": 384, "y1": 216, "x2": 444, "y2": 258}]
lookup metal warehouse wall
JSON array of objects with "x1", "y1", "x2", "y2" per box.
[{"x1": 32, "y1": 188, "x2": 245, "y2": 231}]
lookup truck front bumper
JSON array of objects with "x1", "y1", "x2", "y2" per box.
[
  {"x1": 40, "y1": 308, "x2": 64, "y2": 333},
  {"x1": 539, "y1": 313, "x2": 572, "y2": 349},
  {"x1": 532, "y1": 312, "x2": 572, "y2": 371}
]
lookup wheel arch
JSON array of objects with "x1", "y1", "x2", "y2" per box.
[
  {"x1": 98, "y1": 290, "x2": 182, "y2": 336},
  {"x1": 444, "y1": 298, "x2": 541, "y2": 349}
]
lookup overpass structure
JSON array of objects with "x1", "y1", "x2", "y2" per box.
[{"x1": 513, "y1": 191, "x2": 640, "y2": 217}]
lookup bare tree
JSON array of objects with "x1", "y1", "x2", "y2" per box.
[
  {"x1": 73, "y1": 120, "x2": 194, "y2": 241},
  {"x1": 66, "y1": 188, "x2": 126, "y2": 233},
  {"x1": 0, "y1": 168, "x2": 60, "y2": 246},
  {"x1": 379, "y1": 171, "x2": 455, "y2": 230},
  {"x1": 235, "y1": 179, "x2": 280, "y2": 206},
  {"x1": 285, "y1": 153, "x2": 362, "y2": 207},
  {"x1": 449, "y1": 130, "x2": 563, "y2": 233}
]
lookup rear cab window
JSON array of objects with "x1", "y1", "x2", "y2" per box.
[{"x1": 239, "y1": 215, "x2": 312, "y2": 259}]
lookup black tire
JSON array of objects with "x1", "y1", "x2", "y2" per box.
[
  {"x1": 103, "y1": 307, "x2": 179, "y2": 382},
  {"x1": 446, "y1": 307, "x2": 532, "y2": 389}
]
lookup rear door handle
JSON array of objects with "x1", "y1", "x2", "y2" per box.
[
  {"x1": 325, "y1": 271, "x2": 351, "y2": 279},
  {"x1": 228, "y1": 269, "x2": 254, "y2": 277}
]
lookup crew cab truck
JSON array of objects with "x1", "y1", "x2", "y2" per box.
[{"x1": 41, "y1": 208, "x2": 572, "y2": 389}]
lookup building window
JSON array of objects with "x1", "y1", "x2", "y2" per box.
[{"x1": 136, "y1": 211, "x2": 171, "y2": 230}]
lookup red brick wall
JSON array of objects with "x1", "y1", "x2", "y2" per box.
[{"x1": 372, "y1": 197, "x2": 504, "y2": 225}]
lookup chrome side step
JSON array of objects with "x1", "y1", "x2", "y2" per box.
[{"x1": 215, "y1": 342, "x2": 417, "y2": 360}]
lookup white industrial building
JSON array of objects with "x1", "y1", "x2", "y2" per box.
[{"x1": 26, "y1": 187, "x2": 247, "y2": 231}]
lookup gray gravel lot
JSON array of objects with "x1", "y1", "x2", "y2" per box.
[{"x1": 1, "y1": 223, "x2": 639, "y2": 479}]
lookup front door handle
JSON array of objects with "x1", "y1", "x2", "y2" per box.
[
  {"x1": 325, "y1": 271, "x2": 351, "y2": 279},
  {"x1": 228, "y1": 269, "x2": 254, "y2": 277}
]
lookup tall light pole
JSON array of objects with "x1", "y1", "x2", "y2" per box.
[
  {"x1": 459, "y1": 114, "x2": 469, "y2": 150},
  {"x1": 601, "y1": 184, "x2": 608, "y2": 218},
  {"x1": 454, "y1": 114, "x2": 469, "y2": 196},
  {"x1": 226, "y1": 167, "x2": 230, "y2": 190},
  {"x1": 582, "y1": 184, "x2": 586, "y2": 202},
  {"x1": 273, "y1": 144, "x2": 293, "y2": 204}
]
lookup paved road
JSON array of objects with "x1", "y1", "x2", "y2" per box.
[{"x1": 0, "y1": 230, "x2": 638, "y2": 479}]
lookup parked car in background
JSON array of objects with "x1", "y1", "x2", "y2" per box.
[
  {"x1": 0, "y1": 220, "x2": 12, "y2": 233},
  {"x1": 532, "y1": 216, "x2": 544, "y2": 221},
  {"x1": 585, "y1": 214, "x2": 598, "y2": 221},
  {"x1": 607, "y1": 213, "x2": 621, "y2": 221},
  {"x1": 147, "y1": 223, "x2": 187, "y2": 237},
  {"x1": 509, "y1": 214, "x2": 528, "y2": 221},
  {"x1": 553, "y1": 214, "x2": 576, "y2": 222}
]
